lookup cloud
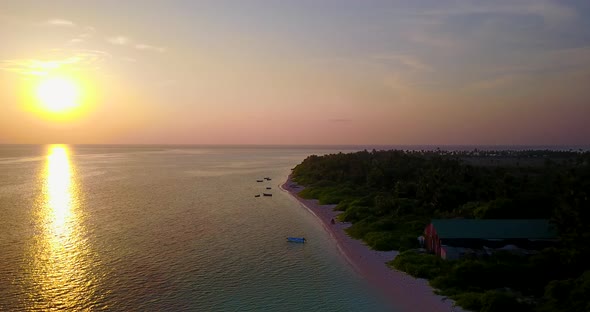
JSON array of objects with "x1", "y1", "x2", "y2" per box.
[
  {"x1": 47, "y1": 19, "x2": 75, "y2": 27},
  {"x1": 67, "y1": 26, "x2": 96, "y2": 45},
  {"x1": 107, "y1": 36, "x2": 129, "y2": 45},
  {"x1": 407, "y1": 32, "x2": 454, "y2": 49},
  {"x1": 135, "y1": 44, "x2": 166, "y2": 53},
  {"x1": 106, "y1": 35, "x2": 165, "y2": 53},
  {"x1": 0, "y1": 49, "x2": 111, "y2": 76},
  {"x1": 468, "y1": 45, "x2": 590, "y2": 90},
  {"x1": 421, "y1": 1, "x2": 576, "y2": 24},
  {"x1": 383, "y1": 73, "x2": 413, "y2": 91},
  {"x1": 373, "y1": 54, "x2": 433, "y2": 72},
  {"x1": 468, "y1": 74, "x2": 529, "y2": 91},
  {"x1": 79, "y1": 26, "x2": 96, "y2": 38},
  {"x1": 121, "y1": 57, "x2": 137, "y2": 63},
  {"x1": 545, "y1": 46, "x2": 590, "y2": 70},
  {"x1": 401, "y1": 1, "x2": 576, "y2": 51}
]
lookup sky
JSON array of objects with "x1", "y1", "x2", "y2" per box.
[{"x1": 1, "y1": 0, "x2": 589, "y2": 145}]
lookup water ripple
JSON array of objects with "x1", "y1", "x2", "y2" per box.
[{"x1": 0, "y1": 146, "x2": 395, "y2": 311}]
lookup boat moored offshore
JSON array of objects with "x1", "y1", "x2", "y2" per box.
[{"x1": 287, "y1": 237, "x2": 306, "y2": 243}]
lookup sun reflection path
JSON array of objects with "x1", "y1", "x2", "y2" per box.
[
  {"x1": 27, "y1": 145, "x2": 98, "y2": 310},
  {"x1": 46, "y1": 145, "x2": 74, "y2": 235}
]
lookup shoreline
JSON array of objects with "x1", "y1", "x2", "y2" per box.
[{"x1": 281, "y1": 175, "x2": 461, "y2": 312}]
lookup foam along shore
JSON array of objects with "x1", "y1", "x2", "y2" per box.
[{"x1": 281, "y1": 176, "x2": 463, "y2": 312}]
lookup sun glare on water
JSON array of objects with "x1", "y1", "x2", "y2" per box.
[{"x1": 36, "y1": 77, "x2": 80, "y2": 113}]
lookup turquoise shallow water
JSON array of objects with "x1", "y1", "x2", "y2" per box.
[{"x1": 0, "y1": 145, "x2": 397, "y2": 311}]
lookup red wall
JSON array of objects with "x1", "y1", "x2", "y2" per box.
[{"x1": 424, "y1": 223, "x2": 441, "y2": 256}]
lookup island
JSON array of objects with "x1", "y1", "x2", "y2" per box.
[{"x1": 283, "y1": 149, "x2": 590, "y2": 312}]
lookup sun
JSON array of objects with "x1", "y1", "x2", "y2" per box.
[{"x1": 36, "y1": 77, "x2": 80, "y2": 113}]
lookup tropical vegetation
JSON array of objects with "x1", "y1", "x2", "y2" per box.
[{"x1": 291, "y1": 149, "x2": 590, "y2": 312}]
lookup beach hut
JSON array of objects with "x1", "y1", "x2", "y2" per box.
[{"x1": 424, "y1": 219, "x2": 557, "y2": 260}]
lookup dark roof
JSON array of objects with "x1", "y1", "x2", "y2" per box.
[{"x1": 430, "y1": 219, "x2": 557, "y2": 239}]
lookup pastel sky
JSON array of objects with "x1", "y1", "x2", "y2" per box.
[{"x1": 1, "y1": 0, "x2": 589, "y2": 145}]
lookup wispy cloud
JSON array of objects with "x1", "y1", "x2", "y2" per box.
[
  {"x1": 468, "y1": 46, "x2": 590, "y2": 91},
  {"x1": 47, "y1": 19, "x2": 75, "y2": 27},
  {"x1": 105, "y1": 35, "x2": 166, "y2": 53},
  {"x1": 468, "y1": 74, "x2": 529, "y2": 91},
  {"x1": 401, "y1": 1, "x2": 576, "y2": 51},
  {"x1": 407, "y1": 32, "x2": 454, "y2": 49},
  {"x1": 121, "y1": 56, "x2": 137, "y2": 63},
  {"x1": 107, "y1": 36, "x2": 129, "y2": 45},
  {"x1": 135, "y1": 44, "x2": 166, "y2": 53},
  {"x1": 66, "y1": 26, "x2": 96, "y2": 45},
  {"x1": 0, "y1": 49, "x2": 111, "y2": 76},
  {"x1": 80, "y1": 26, "x2": 95, "y2": 38},
  {"x1": 383, "y1": 73, "x2": 413, "y2": 91},
  {"x1": 373, "y1": 54, "x2": 433, "y2": 72},
  {"x1": 421, "y1": 1, "x2": 576, "y2": 25}
]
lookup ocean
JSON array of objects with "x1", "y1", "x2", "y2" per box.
[{"x1": 0, "y1": 145, "x2": 397, "y2": 311}]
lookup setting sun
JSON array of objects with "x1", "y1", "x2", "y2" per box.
[{"x1": 36, "y1": 77, "x2": 80, "y2": 113}]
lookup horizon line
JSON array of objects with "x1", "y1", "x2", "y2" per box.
[{"x1": 1, "y1": 143, "x2": 589, "y2": 148}]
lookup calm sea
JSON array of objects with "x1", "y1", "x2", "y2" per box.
[{"x1": 0, "y1": 145, "x2": 398, "y2": 311}]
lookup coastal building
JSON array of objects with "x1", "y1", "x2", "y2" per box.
[{"x1": 424, "y1": 219, "x2": 557, "y2": 260}]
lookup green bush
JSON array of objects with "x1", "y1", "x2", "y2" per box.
[
  {"x1": 397, "y1": 234, "x2": 419, "y2": 251},
  {"x1": 474, "y1": 198, "x2": 515, "y2": 219},
  {"x1": 344, "y1": 218, "x2": 375, "y2": 239},
  {"x1": 364, "y1": 231, "x2": 397, "y2": 250},
  {"x1": 391, "y1": 251, "x2": 448, "y2": 279},
  {"x1": 298, "y1": 187, "x2": 323, "y2": 199},
  {"x1": 539, "y1": 271, "x2": 590, "y2": 312},
  {"x1": 451, "y1": 290, "x2": 533, "y2": 312},
  {"x1": 335, "y1": 196, "x2": 374, "y2": 211},
  {"x1": 340, "y1": 205, "x2": 374, "y2": 223},
  {"x1": 297, "y1": 186, "x2": 354, "y2": 205},
  {"x1": 480, "y1": 290, "x2": 532, "y2": 312},
  {"x1": 453, "y1": 292, "x2": 484, "y2": 311}
]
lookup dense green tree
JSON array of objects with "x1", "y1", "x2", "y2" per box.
[{"x1": 291, "y1": 149, "x2": 590, "y2": 312}]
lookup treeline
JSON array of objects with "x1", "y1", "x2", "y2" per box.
[{"x1": 291, "y1": 149, "x2": 590, "y2": 312}]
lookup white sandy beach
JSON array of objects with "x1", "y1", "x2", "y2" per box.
[{"x1": 281, "y1": 176, "x2": 463, "y2": 312}]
